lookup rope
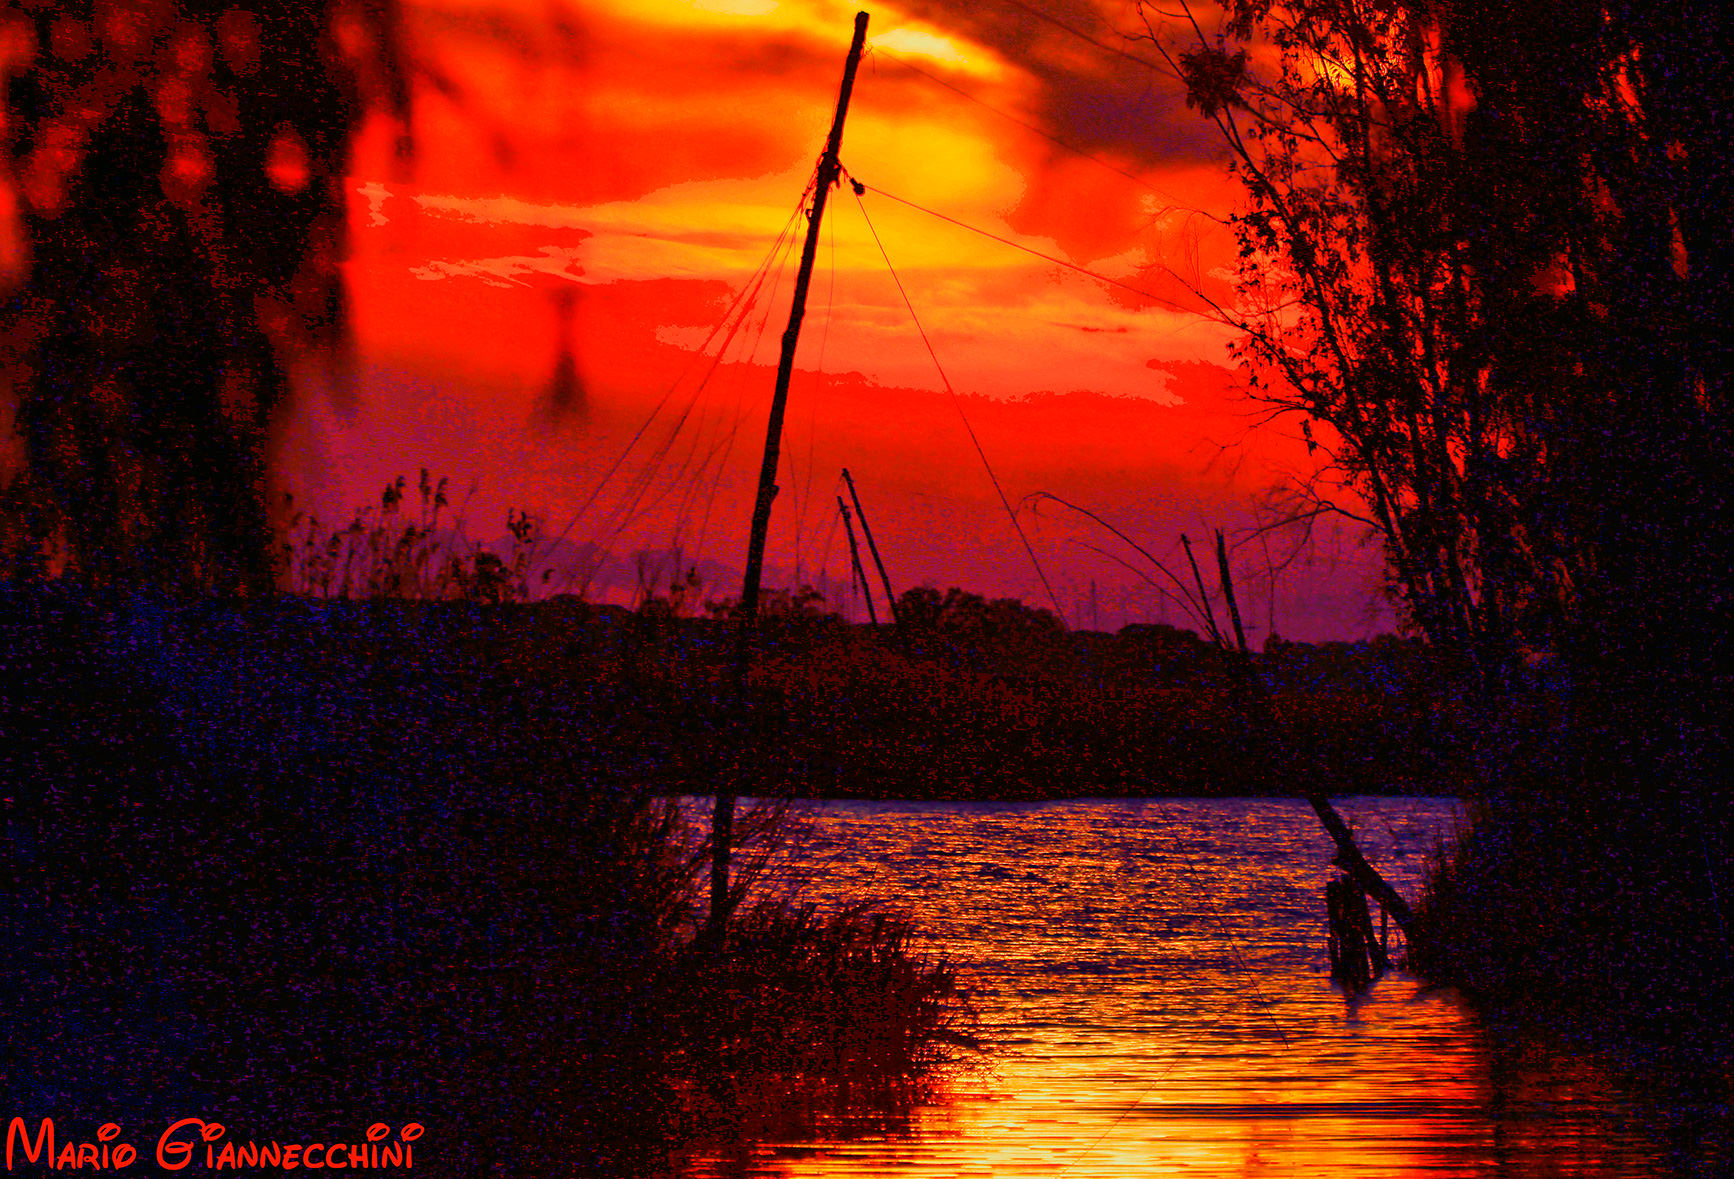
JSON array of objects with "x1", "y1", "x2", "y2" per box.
[
  {"x1": 542, "y1": 177, "x2": 815, "y2": 593},
  {"x1": 849, "y1": 182, "x2": 1067, "y2": 621},
  {"x1": 557, "y1": 174, "x2": 815, "y2": 596},
  {"x1": 679, "y1": 182, "x2": 817, "y2": 575},
  {"x1": 669, "y1": 219, "x2": 799, "y2": 571},
  {"x1": 993, "y1": 0, "x2": 1167, "y2": 75},
  {"x1": 855, "y1": 179, "x2": 1191, "y2": 313}
]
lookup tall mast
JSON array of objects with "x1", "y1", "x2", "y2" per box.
[{"x1": 711, "y1": 11, "x2": 871, "y2": 933}]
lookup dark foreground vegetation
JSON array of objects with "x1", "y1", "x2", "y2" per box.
[
  {"x1": 1162, "y1": 0, "x2": 1732, "y2": 1057},
  {"x1": 0, "y1": 582, "x2": 982, "y2": 1174},
  {"x1": 3, "y1": 0, "x2": 1728, "y2": 1159}
]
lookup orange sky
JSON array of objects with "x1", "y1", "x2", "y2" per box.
[{"x1": 282, "y1": 0, "x2": 1394, "y2": 639}]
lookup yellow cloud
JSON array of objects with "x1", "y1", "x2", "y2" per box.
[
  {"x1": 586, "y1": 0, "x2": 859, "y2": 38},
  {"x1": 868, "y1": 25, "x2": 1007, "y2": 82}
]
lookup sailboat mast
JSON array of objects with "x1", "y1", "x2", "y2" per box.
[
  {"x1": 736, "y1": 10, "x2": 870, "y2": 629},
  {"x1": 712, "y1": 11, "x2": 871, "y2": 932}
]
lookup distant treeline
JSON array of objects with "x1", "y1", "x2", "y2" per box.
[{"x1": 105, "y1": 585, "x2": 1502, "y2": 802}]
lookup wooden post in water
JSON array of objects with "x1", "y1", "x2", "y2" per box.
[
  {"x1": 711, "y1": 11, "x2": 871, "y2": 935},
  {"x1": 842, "y1": 467, "x2": 899, "y2": 626},
  {"x1": 838, "y1": 495, "x2": 878, "y2": 626},
  {"x1": 1212, "y1": 529, "x2": 1415, "y2": 929}
]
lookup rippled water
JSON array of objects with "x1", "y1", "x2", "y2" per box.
[{"x1": 673, "y1": 797, "x2": 1715, "y2": 1178}]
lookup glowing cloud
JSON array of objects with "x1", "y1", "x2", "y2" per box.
[{"x1": 305, "y1": 0, "x2": 1392, "y2": 637}]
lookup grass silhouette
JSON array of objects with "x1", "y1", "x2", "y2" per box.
[{"x1": 1, "y1": 479, "x2": 984, "y2": 1173}]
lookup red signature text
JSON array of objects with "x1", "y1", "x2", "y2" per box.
[{"x1": 4, "y1": 1119, "x2": 422, "y2": 1171}]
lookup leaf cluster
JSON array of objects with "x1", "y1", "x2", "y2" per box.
[{"x1": 1150, "y1": 0, "x2": 1730, "y2": 702}]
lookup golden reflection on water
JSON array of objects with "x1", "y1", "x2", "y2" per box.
[{"x1": 673, "y1": 798, "x2": 1690, "y2": 1178}]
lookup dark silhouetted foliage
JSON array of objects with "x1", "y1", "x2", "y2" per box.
[
  {"x1": 0, "y1": 583, "x2": 984, "y2": 1170},
  {"x1": 1158, "y1": 0, "x2": 1731, "y2": 1031},
  {"x1": 1, "y1": 0, "x2": 409, "y2": 590}
]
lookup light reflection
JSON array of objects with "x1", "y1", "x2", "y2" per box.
[{"x1": 672, "y1": 797, "x2": 1712, "y2": 1178}]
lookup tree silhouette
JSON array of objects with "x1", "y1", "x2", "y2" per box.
[
  {"x1": 2, "y1": 0, "x2": 408, "y2": 591},
  {"x1": 1154, "y1": 0, "x2": 1731, "y2": 1014},
  {"x1": 1153, "y1": 0, "x2": 1729, "y2": 699}
]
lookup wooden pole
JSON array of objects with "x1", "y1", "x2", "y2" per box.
[
  {"x1": 711, "y1": 11, "x2": 871, "y2": 935},
  {"x1": 1180, "y1": 533, "x2": 1226, "y2": 648},
  {"x1": 1214, "y1": 531, "x2": 1250, "y2": 655},
  {"x1": 1212, "y1": 529, "x2": 1414, "y2": 928},
  {"x1": 842, "y1": 467, "x2": 899, "y2": 626},
  {"x1": 838, "y1": 495, "x2": 878, "y2": 626}
]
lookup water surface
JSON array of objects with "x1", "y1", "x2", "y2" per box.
[{"x1": 674, "y1": 797, "x2": 1719, "y2": 1177}]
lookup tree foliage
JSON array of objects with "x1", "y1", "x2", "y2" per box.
[
  {"x1": 1153, "y1": 0, "x2": 1732, "y2": 1016},
  {"x1": 2, "y1": 0, "x2": 408, "y2": 591},
  {"x1": 1150, "y1": 0, "x2": 1730, "y2": 699}
]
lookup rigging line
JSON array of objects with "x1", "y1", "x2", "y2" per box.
[
  {"x1": 685, "y1": 165, "x2": 837, "y2": 590},
  {"x1": 854, "y1": 180, "x2": 1194, "y2": 314},
  {"x1": 794, "y1": 186, "x2": 841, "y2": 587},
  {"x1": 577, "y1": 182, "x2": 811, "y2": 575},
  {"x1": 664, "y1": 397, "x2": 739, "y2": 564},
  {"x1": 682, "y1": 197, "x2": 812, "y2": 569},
  {"x1": 873, "y1": 45, "x2": 1190, "y2": 213},
  {"x1": 815, "y1": 499, "x2": 842, "y2": 612},
  {"x1": 634, "y1": 195, "x2": 805, "y2": 506},
  {"x1": 554, "y1": 195, "x2": 797, "y2": 564},
  {"x1": 665, "y1": 226, "x2": 794, "y2": 559},
  {"x1": 649, "y1": 394, "x2": 729, "y2": 558},
  {"x1": 667, "y1": 401, "x2": 736, "y2": 560},
  {"x1": 673, "y1": 235, "x2": 807, "y2": 580},
  {"x1": 850, "y1": 186, "x2": 1067, "y2": 621},
  {"x1": 992, "y1": 0, "x2": 1168, "y2": 76},
  {"x1": 577, "y1": 329, "x2": 748, "y2": 582},
  {"x1": 724, "y1": 193, "x2": 816, "y2": 567},
  {"x1": 792, "y1": 471, "x2": 847, "y2": 615},
  {"x1": 683, "y1": 391, "x2": 752, "y2": 572},
  {"x1": 546, "y1": 180, "x2": 815, "y2": 588},
  {"x1": 599, "y1": 308, "x2": 774, "y2": 584},
  {"x1": 679, "y1": 229, "x2": 800, "y2": 570},
  {"x1": 677, "y1": 377, "x2": 763, "y2": 573},
  {"x1": 576, "y1": 172, "x2": 813, "y2": 550},
  {"x1": 822, "y1": 473, "x2": 847, "y2": 557},
  {"x1": 1056, "y1": 1051, "x2": 1185, "y2": 1178},
  {"x1": 685, "y1": 397, "x2": 755, "y2": 574}
]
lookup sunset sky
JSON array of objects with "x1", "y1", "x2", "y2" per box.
[{"x1": 291, "y1": 0, "x2": 1395, "y2": 639}]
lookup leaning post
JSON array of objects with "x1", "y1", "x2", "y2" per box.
[{"x1": 711, "y1": 11, "x2": 872, "y2": 937}]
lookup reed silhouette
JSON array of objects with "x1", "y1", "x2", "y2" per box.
[{"x1": 0, "y1": 572, "x2": 985, "y2": 1172}]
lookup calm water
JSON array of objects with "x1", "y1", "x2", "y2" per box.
[{"x1": 673, "y1": 797, "x2": 1722, "y2": 1178}]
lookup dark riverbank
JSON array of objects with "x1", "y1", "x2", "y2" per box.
[
  {"x1": 7, "y1": 582, "x2": 1725, "y2": 1171},
  {"x1": 3, "y1": 584, "x2": 1489, "y2": 805},
  {"x1": 1404, "y1": 657, "x2": 1734, "y2": 1076},
  {"x1": 0, "y1": 583, "x2": 980, "y2": 1173}
]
